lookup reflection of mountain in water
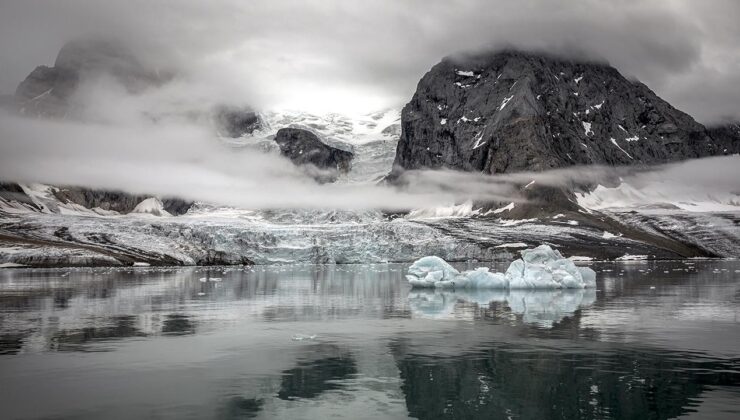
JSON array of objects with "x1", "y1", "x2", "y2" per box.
[
  {"x1": 277, "y1": 344, "x2": 357, "y2": 400},
  {"x1": 408, "y1": 288, "x2": 596, "y2": 327},
  {"x1": 392, "y1": 341, "x2": 740, "y2": 420}
]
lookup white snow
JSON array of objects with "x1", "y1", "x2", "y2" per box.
[
  {"x1": 610, "y1": 138, "x2": 634, "y2": 159},
  {"x1": 133, "y1": 262, "x2": 151, "y2": 267},
  {"x1": 499, "y1": 95, "x2": 514, "y2": 111},
  {"x1": 524, "y1": 180, "x2": 536, "y2": 189},
  {"x1": 602, "y1": 231, "x2": 619, "y2": 239},
  {"x1": 582, "y1": 121, "x2": 593, "y2": 136},
  {"x1": 568, "y1": 256, "x2": 594, "y2": 261},
  {"x1": 492, "y1": 202, "x2": 515, "y2": 214},
  {"x1": 495, "y1": 243, "x2": 528, "y2": 248},
  {"x1": 593, "y1": 101, "x2": 604, "y2": 110},
  {"x1": 455, "y1": 70, "x2": 475, "y2": 77},
  {"x1": 625, "y1": 135, "x2": 640, "y2": 142},
  {"x1": 574, "y1": 76, "x2": 583, "y2": 84},
  {"x1": 406, "y1": 201, "x2": 480, "y2": 219},
  {"x1": 472, "y1": 131, "x2": 487, "y2": 150},
  {"x1": 131, "y1": 197, "x2": 171, "y2": 217},
  {"x1": 406, "y1": 245, "x2": 596, "y2": 289},
  {"x1": 457, "y1": 116, "x2": 470, "y2": 123},
  {"x1": 440, "y1": 118, "x2": 447, "y2": 125},
  {"x1": 577, "y1": 176, "x2": 740, "y2": 213}
]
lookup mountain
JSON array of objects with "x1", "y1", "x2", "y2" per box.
[
  {"x1": 274, "y1": 128, "x2": 354, "y2": 183},
  {"x1": 390, "y1": 49, "x2": 737, "y2": 178},
  {"x1": 14, "y1": 38, "x2": 167, "y2": 118}
]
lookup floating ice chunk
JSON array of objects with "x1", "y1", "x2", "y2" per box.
[
  {"x1": 407, "y1": 245, "x2": 595, "y2": 289},
  {"x1": 455, "y1": 70, "x2": 475, "y2": 77},
  {"x1": 440, "y1": 118, "x2": 447, "y2": 125},
  {"x1": 133, "y1": 262, "x2": 150, "y2": 267},
  {"x1": 462, "y1": 267, "x2": 508, "y2": 289},
  {"x1": 406, "y1": 256, "x2": 459, "y2": 287}
]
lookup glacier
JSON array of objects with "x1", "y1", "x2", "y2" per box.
[{"x1": 406, "y1": 245, "x2": 596, "y2": 289}]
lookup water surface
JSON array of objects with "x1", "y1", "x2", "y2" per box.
[{"x1": 1, "y1": 261, "x2": 739, "y2": 419}]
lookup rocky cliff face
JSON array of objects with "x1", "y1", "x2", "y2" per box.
[
  {"x1": 274, "y1": 128, "x2": 354, "y2": 182},
  {"x1": 706, "y1": 122, "x2": 740, "y2": 155},
  {"x1": 391, "y1": 49, "x2": 736, "y2": 177}
]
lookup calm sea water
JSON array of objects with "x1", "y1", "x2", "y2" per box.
[{"x1": 1, "y1": 261, "x2": 739, "y2": 419}]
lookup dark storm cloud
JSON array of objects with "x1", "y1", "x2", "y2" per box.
[{"x1": 0, "y1": 0, "x2": 738, "y2": 118}]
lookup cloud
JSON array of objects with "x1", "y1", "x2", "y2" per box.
[{"x1": 0, "y1": 0, "x2": 739, "y2": 120}]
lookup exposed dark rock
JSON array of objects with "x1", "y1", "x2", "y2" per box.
[
  {"x1": 213, "y1": 106, "x2": 263, "y2": 137},
  {"x1": 391, "y1": 49, "x2": 728, "y2": 179},
  {"x1": 14, "y1": 38, "x2": 167, "y2": 118},
  {"x1": 706, "y1": 122, "x2": 740, "y2": 155},
  {"x1": 274, "y1": 127, "x2": 354, "y2": 182},
  {"x1": 0, "y1": 183, "x2": 40, "y2": 210}
]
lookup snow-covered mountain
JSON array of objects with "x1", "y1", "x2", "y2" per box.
[{"x1": 1, "y1": 43, "x2": 738, "y2": 268}]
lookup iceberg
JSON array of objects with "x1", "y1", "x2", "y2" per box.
[{"x1": 406, "y1": 245, "x2": 596, "y2": 289}]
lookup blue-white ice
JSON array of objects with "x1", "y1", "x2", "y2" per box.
[{"x1": 406, "y1": 245, "x2": 596, "y2": 289}]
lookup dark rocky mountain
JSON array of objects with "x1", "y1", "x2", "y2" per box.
[
  {"x1": 390, "y1": 49, "x2": 738, "y2": 178},
  {"x1": 14, "y1": 39, "x2": 167, "y2": 118},
  {"x1": 52, "y1": 187, "x2": 192, "y2": 215},
  {"x1": 274, "y1": 128, "x2": 354, "y2": 183}
]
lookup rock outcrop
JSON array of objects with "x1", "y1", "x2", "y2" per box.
[
  {"x1": 391, "y1": 49, "x2": 734, "y2": 178},
  {"x1": 213, "y1": 106, "x2": 264, "y2": 137},
  {"x1": 274, "y1": 128, "x2": 354, "y2": 182}
]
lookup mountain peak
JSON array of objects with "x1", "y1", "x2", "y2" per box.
[{"x1": 392, "y1": 48, "x2": 731, "y2": 177}]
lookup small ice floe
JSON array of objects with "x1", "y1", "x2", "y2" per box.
[
  {"x1": 406, "y1": 245, "x2": 596, "y2": 290},
  {"x1": 455, "y1": 70, "x2": 475, "y2": 77},
  {"x1": 133, "y1": 262, "x2": 150, "y2": 267},
  {"x1": 574, "y1": 76, "x2": 583, "y2": 84},
  {"x1": 569, "y1": 256, "x2": 594, "y2": 262},
  {"x1": 602, "y1": 231, "x2": 621, "y2": 239},
  {"x1": 440, "y1": 118, "x2": 447, "y2": 125},
  {"x1": 649, "y1": 286, "x2": 656, "y2": 290},
  {"x1": 197, "y1": 292, "x2": 206, "y2": 296},
  {"x1": 291, "y1": 334, "x2": 317, "y2": 341},
  {"x1": 616, "y1": 254, "x2": 649, "y2": 261},
  {"x1": 199, "y1": 277, "x2": 223, "y2": 282}
]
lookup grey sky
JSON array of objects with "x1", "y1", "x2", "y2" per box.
[{"x1": 1, "y1": 0, "x2": 739, "y2": 121}]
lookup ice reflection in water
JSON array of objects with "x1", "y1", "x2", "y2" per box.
[
  {"x1": 408, "y1": 288, "x2": 596, "y2": 327},
  {"x1": 0, "y1": 261, "x2": 738, "y2": 419}
]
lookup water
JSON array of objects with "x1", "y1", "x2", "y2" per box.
[{"x1": 1, "y1": 261, "x2": 739, "y2": 419}]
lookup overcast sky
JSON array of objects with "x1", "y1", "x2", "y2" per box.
[{"x1": 1, "y1": 0, "x2": 739, "y2": 121}]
